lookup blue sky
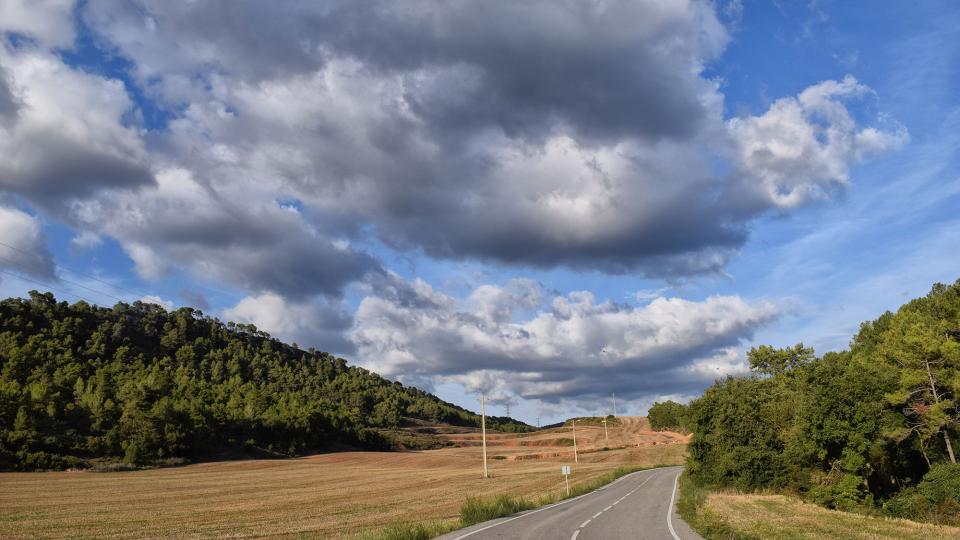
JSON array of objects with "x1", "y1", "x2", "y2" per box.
[{"x1": 0, "y1": 1, "x2": 957, "y2": 425}]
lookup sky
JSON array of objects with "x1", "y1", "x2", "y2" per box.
[{"x1": 0, "y1": 0, "x2": 957, "y2": 425}]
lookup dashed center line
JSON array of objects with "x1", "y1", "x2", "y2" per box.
[{"x1": 569, "y1": 471, "x2": 660, "y2": 540}]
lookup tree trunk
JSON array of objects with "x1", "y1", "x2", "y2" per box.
[
  {"x1": 925, "y1": 360, "x2": 956, "y2": 463},
  {"x1": 945, "y1": 431, "x2": 957, "y2": 464}
]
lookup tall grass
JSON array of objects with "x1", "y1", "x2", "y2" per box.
[
  {"x1": 360, "y1": 521, "x2": 459, "y2": 540},
  {"x1": 460, "y1": 494, "x2": 536, "y2": 526},
  {"x1": 676, "y1": 471, "x2": 756, "y2": 540}
]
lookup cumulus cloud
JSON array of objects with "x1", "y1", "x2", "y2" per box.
[
  {"x1": 67, "y1": 168, "x2": 377, "y2": 297},
  {"x1": 0, "y1": 1, "x2": 907, "y2": 301},
  {"x1": 224, "y1": 292, "x2": 355, "y2": 354},
  {"x1": 0, "y1": 0, "x2": 76, "y2": 49},
  {"x1": 0, "y1": 47, "x2": 153, "y2": 206},
  {"x1": 67, "y1": 1, "x2": 903, "y2": 282},
  {"x1": 0, "y1": 204, "x2": 55, "y2": 279},
  {"x1": 729, "y1": 76, "x2": 909, "y2": 208},
  {"x1": 351, "y1": 275, "x2": 778, "y2": 401}
]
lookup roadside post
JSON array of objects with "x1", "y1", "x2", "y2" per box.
[
  {"x1": 572, "y1": 419, "x2": 579, "y2": 463},
  {"x1": 481, "y1": 394, "x2": 489, "y2": 479},
  {"x1": 562, "y1": 465, "x2": 571, "y2": 496}
]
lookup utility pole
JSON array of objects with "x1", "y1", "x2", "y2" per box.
[
  {"x1": 505, "y1": 402, "x2": 511, "y2": 418},
  {"x1": 612, "y1": 393, "x2": 617, "y2": 417},
  {"x1": 481, "y1": 394, "x2": 489, "y2": 478},
  {"x1": 602, "y1": 417, "x2": 609, "y2": 444},
  {"x1": 572, "y1": 419, "x2": 579, "y2": 463}
]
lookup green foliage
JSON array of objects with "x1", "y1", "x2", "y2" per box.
[
  {"x1": 648, "y1": 400, "x2": 689, "y2": 432},
  {"x1": 459, "y1": 494, "x2": 535, "y2": 526},
  {"x1": 687, "y1": 376, "x2": 796, "y2": 490},
  {"x1": 747, "y1": 343, "x2": 814, "y2": 376},
  {"x1": 0, "y1": 291, "x2": 531, "y2": 470},
  {"x1": 885, "y1": 464, "x2": 960, "y2": 525},
  {"x1": 918, "y1": 463, "x2": 960, "y2": 504},
  {"x1": 807, "y1": 473, "x2": 870, "y2": 511},
  {"x1": 686, "y1": 279, "x2": 960, "y2": 524}
]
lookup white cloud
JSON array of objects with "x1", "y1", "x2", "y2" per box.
[
  {"x1": 224, "y1": 292, "x2": 354, "y2": 353},
  {"x1": 0, "y1": 46, "x2": 153, "y2": 204},
  {"x1": 139, "y1": 295, "x2": 173, "y2": 310},
  {"x1": 351, "y1": 275, "x2": 778, "y2": 401},
  {"x1": 0, "y1": 1, "x2": 907, "y2": 303},
  {"x1": 728, "y1": 76, "x2": 908, "y2": 208},
  {"x1": 0, "y1": 204, "x2": 55, "y2": 278},
  {"x1": 0, "y1": 0, "x2": 76, "y2": 49}
]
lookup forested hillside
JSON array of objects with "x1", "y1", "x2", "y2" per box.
[
  {"x1": 683, "y1": 279, "x2": 960, "y2": 525},
  {"x1": 0, "y1": 291, "x2": 531, "y2": 471}
]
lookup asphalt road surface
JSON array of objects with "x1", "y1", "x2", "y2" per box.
[{"x1": 436, "y1": 466, "x2": 703, "y2": 540}]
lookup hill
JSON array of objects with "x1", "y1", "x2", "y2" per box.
[{"x1": 0, "y1": 291, "x2": 531, "y2": 471}]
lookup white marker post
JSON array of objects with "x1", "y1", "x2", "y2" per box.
[
  {"x1": 562, "y1": 465, "x2": 571, "y2": 496},
  {"x1": 481, "y1": 394, "x2": 489, "y2": 479}
]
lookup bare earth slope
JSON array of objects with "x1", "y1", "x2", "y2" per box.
[{"x1": 0, "y1": 416, "x2": 686, "y2": 539}]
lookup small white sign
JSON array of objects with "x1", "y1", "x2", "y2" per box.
[{"x1": 561, "y1": 465, "x2": 571, "y2": 475}]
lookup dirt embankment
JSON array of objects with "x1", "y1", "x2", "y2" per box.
[{"x1": 437, "y1": 416, "x2": 689, "y2": 462}]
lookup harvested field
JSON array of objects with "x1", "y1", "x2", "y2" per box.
[{"x1": 0, "y1": 416, "x2": 686, "y2": 539}]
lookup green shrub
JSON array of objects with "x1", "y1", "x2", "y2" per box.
[
  {"x1": 918, "y1": 463, "x2": 960, "y2": 504},
  {"x1": 808, "y1": 474, "x2": 870, "y2": 511},
  {"x1": 648, "y1": 400, "x2": 689, "y2": 432},
  {"x1": 885, "y1": 487, "x2": 931, "y2": 520},
  {"x1": 886, "y1": 464, "x2": 960, "y2": 525}
]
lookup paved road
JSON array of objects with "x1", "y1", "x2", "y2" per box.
[{"x1": 437, "y1": 466, "x2": 703, "y2": 540}]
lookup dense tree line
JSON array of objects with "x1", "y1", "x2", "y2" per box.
[
  {"x1": 0, "y1": 291, "x2": 531, "y2": 471},
  {"x1": 686, "y1": 280, "x2": 960, "y2": 524},
  {"x1": 647, "y1": 400, "x2": 689, "y2": 432}
]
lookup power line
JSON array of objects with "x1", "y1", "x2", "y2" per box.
[
  {"x1": 0, "y1": 253, "x2": 126, "y2": 304},
  {"x1": 0, "y1": 268, "x2": 100, "y2": 305},
  {"x1": 0, "y1": 241, "x2": 236, "y2": 308},
  {"x1": 0, "y1": 240, "x2": 150, "y2": 300}
]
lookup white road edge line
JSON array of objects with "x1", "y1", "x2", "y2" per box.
[
  {"x1": 448, "y1": 467, "x2": 673, "y2": 540},
  {"x1": 592, "y1": 511, "x2": 602, "y2": 519},
  {"x1": 667, "y1": 470, "x2": 681, "y2": 540},
  {"x1": 571, "y1": 530, "x2": 580, "y2": 540},
  {"x1": 580, "y1": 519, "x2": 591, "y2": 528}
]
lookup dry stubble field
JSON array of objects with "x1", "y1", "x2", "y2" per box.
[
  {"x1": 703, "y1": 492, "x2": 960, "y2": 540},
  {"x1": 0, "y1": 416, "x2": 687, "y2": 539}
]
